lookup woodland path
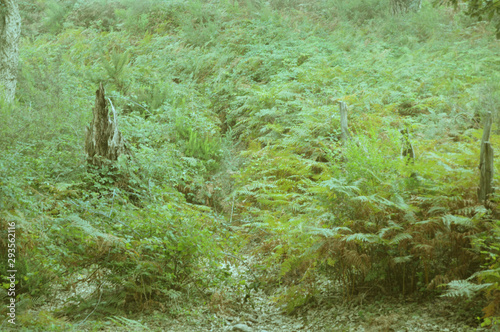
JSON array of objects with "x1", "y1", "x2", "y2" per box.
[
  {"x1": 137, "y1": 253, "x2": 483, "y2": 332},
  {"x1": 34, "y1": 248, "x2": 485, "y2": 332}
]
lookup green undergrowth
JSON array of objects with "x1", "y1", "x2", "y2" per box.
[{"x1": 1, "y1": 0, "x2": 500, "y2": 330}]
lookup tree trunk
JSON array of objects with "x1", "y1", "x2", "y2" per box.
[
  {"x1": 478, "y1": 142, "x2": 494, "y2": 204},
  {"x1": 391, "y1": 0, "x2": 422, "y2": 15},
  {"x1": 85, "y1": 83, "x2": 129, "y2": 168},
  {"x1": 0, "y1": 0, "x2": 21, "y2": 103},
  {"x1": 478, "y1": 112, "x2": 494, "y2": 205}
]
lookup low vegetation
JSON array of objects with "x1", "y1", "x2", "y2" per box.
[{"x1": 1, "y1": 0, "x2": 500, "y2": 330}]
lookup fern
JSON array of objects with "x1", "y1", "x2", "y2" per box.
[
  {"x1": 344, "y1": 233, "x2": 380, "y2": 243},
  {"x1": 441, "y1": 214, "x2": 474, "y2": 229},
  {"x1": 442, "y1": 280, "x2": 492, "y2": 298},
  {"x1": 378, "y1": 221, "x2": 404, "y2": 238},
  {"x1": 306, "y1": 226, "x2": 352, "y2": 237},
  {"x1": 320, "y1": 178, "x2": 361, "y2": 197},
  {"x1": 389, "y1": 232, "x2": 413, "y2": 245},
  {"x1": 108, "y1": 316, "x2": 148, "y2": 330},
  {"x1": 102, "y1": 51, "x2": 131, "y2": 91},
  {"x1": 393, "y1": 255, "x2": 413, "y2": 264}
]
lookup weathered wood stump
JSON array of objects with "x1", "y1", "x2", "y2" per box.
[
  {"x1": 401, "y1": 127, "x2": 415, "y2": 164},
  {"x1": 391, "y1": 0, "x2": 422, "y2": 15},
  {"x1": 85, "y1": 83, "x2": 129, "y2": 167},
  {"x1": 478, "y1": 112, "x2": 494, "y2": 204},
  {"x1": 338, "y1": 101, "x2": 351, "y2": 143}
]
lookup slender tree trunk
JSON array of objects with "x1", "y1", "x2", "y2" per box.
[
  {"x1": 391, "y1": 0, "x2": 422, "y2": 15},
  {"x1": 0, "y1": 0, "x2": 21, "y2": 103},
  {"x1": 478, "y1": 112, "x2": 494, "y2": 205}
]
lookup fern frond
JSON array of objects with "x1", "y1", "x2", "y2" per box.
[
  {"x1": 389, "y1": 232, "x2": 413, "y2": 245},
  {"x1": 378, "y1": 221, "x2": 404, "y2": 238},
  {"x1": 306, "y1": 226, "x2": 352, "y2": 237},
  {"x1": 428, "y1": 205, "x2": 448, "y2": 215},
  {"x1": 353, "y1": 194, "x2": 407, "y2": 211},
  {"x1": 441, "y1": 214, "x2": 474, "y2": 229},
  {"x1": 320, "y1": 178, "x2": 361, "y2": 197},
  {"x1": 343, "y1": 249, "x2": 370, "y2": 271},
  {"x1": 344, "y1": 233, "x2": 380, "y2": 243},
  {"x1": 393, "y1": 255, "x2": 413, "y2": 264},
  {"x1": 67, "y1": 214, "x2": 108, "y2": 239},
  {"x1": 415, "y1": 218, "x2": 440, "y2": 227},
  {"x1": 454, "y1": 206, "x2": 476, "y2": 217},
  {"x1": 108, "y1": 316, "x2": 148, "y2": 330},
  {"x1": 470, "y1": 268, "x2": 500, "y2": 281},
  {"x1": 441, "y1": 280, "x2": 492, "y2": 298}
]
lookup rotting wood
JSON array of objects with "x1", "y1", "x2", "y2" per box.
[
  {"x1": 85, "y1": 83, "x2": 129, "y2": 167},
  {"x1": 478, "y1": 111, "x2": 494, "y2": 204}
]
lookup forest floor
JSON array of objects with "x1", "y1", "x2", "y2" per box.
[
  {"x1": 142, "y1": 260, "x2": 485, "y2": 332},
  {"x1": 50, "y1": 251, "x2": 486, "y2": 332},
  {"x1": 145, "y1": 296, "x2": 483, "y2": 332}
]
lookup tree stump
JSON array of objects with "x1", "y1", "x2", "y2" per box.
[
  {"x1": 391, "y1": 0, "x2": 422, "y2": 15},
  {"x1": 338, "y1": 101, "x2": 351, "y2": 143},
  {"x1": 401, "y1": 127, "x2": 415, "y2": 164},
  {"x1": 478, "y1": 112, "x2": 494, "y2": 204},
  {"x1": 85, "y1": 83, "x2": 128, "y2": 167}
]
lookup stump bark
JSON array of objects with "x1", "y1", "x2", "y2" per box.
[{"x1": 85, "y1": 83, "x2": 128, "y2": 167}]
